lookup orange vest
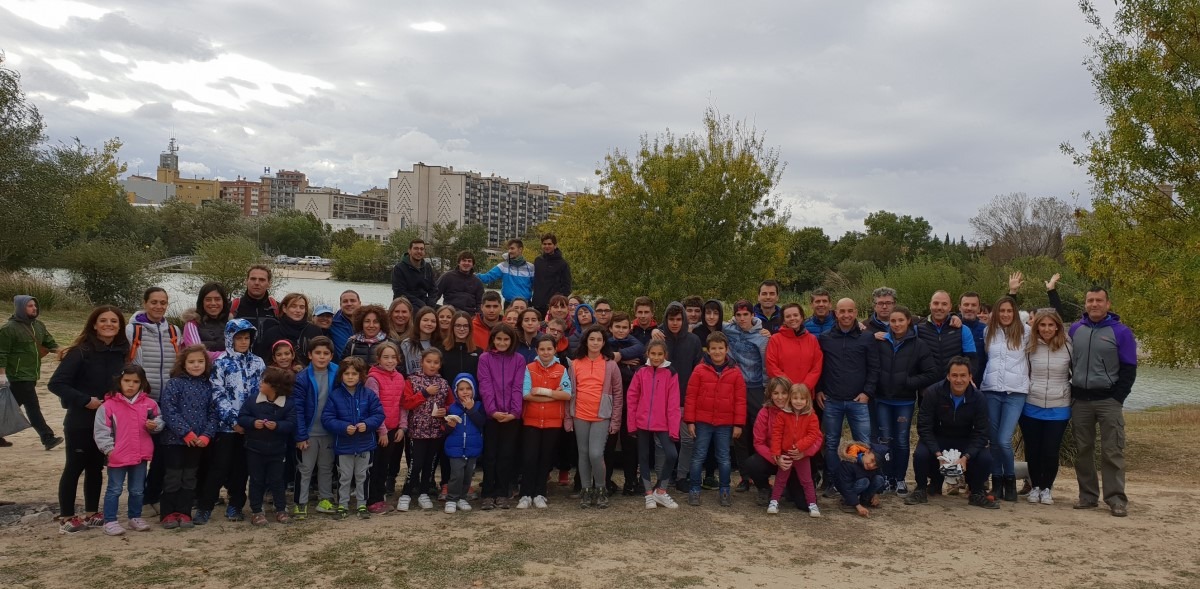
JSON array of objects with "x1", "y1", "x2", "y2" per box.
[{"x1": 523, "y1": 359, "x2": 568, "y2": 429}]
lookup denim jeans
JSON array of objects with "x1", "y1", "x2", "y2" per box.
[
  {"x1": 984, "y1": 391, "x2": 1027, "y2": 477},
  {"x1": 823, "y1": 399, "x2": 872, "y2": 482},
  {"x1": 872, "y1": 402, "x2": 914, "y2": 482},
  {"x1": 689, "y1": 423, "x2": 732, "y2": 491},
  {"x1": 847, "y1": 474, "x2": 887, "y2": 505},
  {"x1": 104, "y1": 461, "x2": 148, "y2": 522}
]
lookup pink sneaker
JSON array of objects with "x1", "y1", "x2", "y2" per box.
[
  {"x1": 367, "y1": 501, "x2": 389, "y2": 514},
  {"x1": 128, "y1": 517, "x2": 151, "y2": 531},
  {"x1": 103, "y1": 521, "x2": 125, "y2": 536}
]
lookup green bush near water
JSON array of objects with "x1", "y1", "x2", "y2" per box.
[{"x1": 0, "y1": 271, "x2": 89, "y2": 311}]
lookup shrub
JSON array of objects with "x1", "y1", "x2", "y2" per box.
[
  {"x1": 57, "y1": 239, "x2": 159, "y2": 309},
  {"x1": 329, "y1": 240, "x2": 391, "y2": 283},
  {"x1": 0, "y1": 271, "x2": 89, "y2": 311},
  {"x1": 193, "y1": 235, "x2": 263, "y2": 293}
]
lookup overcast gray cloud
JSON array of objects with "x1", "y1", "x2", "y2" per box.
[{"x1": 0, "y1": 0, "x2": 1107, "y2": 238}]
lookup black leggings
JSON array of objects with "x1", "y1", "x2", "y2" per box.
[
  {"x1": 160, "y1": 444, "x2": 203, "y2": 518},
  {"x1": 605, "y1": 420, "x2": 639, "y2": 490},
  {"x1": 520, "y1": 426, "x2": 560, "y2": 498},
  {"x1": 402, "y1": 438, "x2": 442, "y2": 496},
  {"x1": 367, "y1": 429, "x2": 401, "y2": 504},
  {"x1": 198, "y1": 433, "x2": 247, "y2": 511},
  {"x1": 1019, "y1": 415, "x2": 1069, "y2": 490},
  {"x1": 58, "y1": 427, "x2": 104, "y2": 517},
  {"x1": 482, "y1": 421, "x2": 521, "y2": 499}
]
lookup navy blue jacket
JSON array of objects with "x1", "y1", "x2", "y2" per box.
[
  {"x1": 159, "y1": 375, "x2": 218, "y2": 446},
  {"x1": 804, "y1": 313, "x2": 835, "y2": 336},
  {"x1": 916, "y1": 380, "x2": 990, "y2": 461},
  {"x1": 817, "y1": 325, "x2": 880, "y2": 402},
  {"x1": 874, "y1": 330, "x2": 940, "y2": 403},
  {"x1": 294, "y1": 362, "x2": 338, "y2": 442},
  {"x1": 321, "y1": 383, "x2": 385, "y2": 456},
  {"x1": 237, "y1": 393, "x2": 297, "y2": 455},
  {"x1": 444, "y1": 400, "x2": 486, "y2": 459}
]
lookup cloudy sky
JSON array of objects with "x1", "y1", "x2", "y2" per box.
[{"x1": 0, "y1": 0, "x2": 1110, "y2": 238}]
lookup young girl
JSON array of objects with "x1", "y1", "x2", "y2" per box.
[
  {"x1": 402, "y1": 307, "x2": 438, "y2": 376},
  {"x1": 518, "y1": 336, "x2": 573, "y2": 510},
  {"x1": 365, "y1": 342, "x2": 411, "y2": 513},
  {"x1": 980, "y1": 296, "x2": 1032, "y2": 502},
  {"x1": 321, "y1": 357, "x2": 385, "y2": 519},
  {"x1": 768, "y1": 384, "x2": 822, "y2": 516},
  {"x1": 478, "y1": 324, "x2": 527, "y2": 510},
  {"x1": 745, "y1": 377, "x2": 799, "y2": 505},
  {"x1": 158, "y1": 345, "x2": 216, "y2": 529},
  {"x1": 398, "y1": 348, "x2": 450, "y2": 511},
  {"x1": 238, "y1": 366, "x2": 297, "y2": 525},
  {"x1": 444, "y1": 374, "x2": 486, "y2": 513},
  {"x1": 503, "y1": 308, "x2": 520, "y2": 329},
  {"x1": 342, "y1": 305, "x2": 390, "y2": 364},
  {"x1": 626, "y1": 340, "x2": 681, "y2": 509},
  {"x1": 516, "y1": 309, "x2": 544, "y2": 363},
  {"x1": 546, "y1": 295, "x2": 573, "y2": 336},
  {"x1": 270, "y1": 340, "x2": 302, "y2": 373},
  {"x1": 94, "y1": 365, "x2": 164, "y2": 536},
  {"x1": 439, "y1": 311, "x2": 479, "y2": 384},
  {"x1": 567, "y1": 325, "x2": 623, "y2": 508},
  {"x1": 436, "y1": 305, "x2": 457, "y2": 348}
]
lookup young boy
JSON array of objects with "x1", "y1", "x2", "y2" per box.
[
  {"x1": 608, "y1": 313, "x2": 647, "y2": 371},
  {"x1": 292, "y1": 336, "x2": 338, "y2": 518},
  {"x1": 443, "y1": 374, "x2": 485, "y2": 513},
  {"x1": 682, "y1": 296, "x2": 704, "y2": 333},
  {"x1": 238, "y1": 366, "x2": 297, "y2": 525},
  {"x1": 472, "y1": 292, "x2": 503, "y2": 350},
  {"x1": 631, "y1": 297, "x2": 656, "y2": 346},
  {"x1": 834, "y1": 440, "x2": 889, "y2": 517},
  {"x1": 684, "y1": 332, "x2": 746, "y2": 507},
  {"x1": 605, "y1": 312, "x2": 644, "y2": 495},
  {"x1": 321, "y1": 357, "x2": 385, "y2": 518}
]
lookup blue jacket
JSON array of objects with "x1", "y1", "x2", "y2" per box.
[
  {"x1": 210, "y1": 319, "x2": 266, "y2": 433},
  {"x1": 817, "y1": 324, "x2": 879, "y2": 402},
  {"x1": 329, "y1": 311, "x2": 353, "y2": 360},
  {"x1": 753, "y1": 303, "x2": 782, "y2": 334},
  {"x1": 477, "y1": 254, "x2": 534, "y2": 304},
  {"x1": 321, "y1": 383, "x2": 385, "y2": 456},
  {"x1": 804, "y1": 313, "x2": 836, "y2": 337},
  {"x1": 444, "y1": 374, "x2": 486, "y2": 459},
  {"x1": 294, "y1": 361, "x2": 339, "y2": 442},
  {"x1": 159, "y1": 374, "x2": 218, "y2": 446},
  {"x1": 722, "y1": 318, "x2": 769, "y2": 389},
  {"x1": 237, "y1": 392, "x2": 297, "y2": 455}
]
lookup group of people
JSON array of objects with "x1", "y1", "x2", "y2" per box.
[{"x1": 1, "y1": 234, "x2": 1138, "y2": 536}]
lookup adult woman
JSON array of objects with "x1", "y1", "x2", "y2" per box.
[
  {"x1": 386, "y1": 297, "x2": 414, "y2": 345},
  {"x1": 48, "y1": 306, "x2": 130, "y2": 534},
  {"x1": 401, "y1": 307, "x2": 438, "y2": 375},
  {"x1": 182, "y1": 282, "x2": 229, "y2": 361},
  {"x1": 566, "y1": 325, "x2": 623, "y2": 508},
  {"x1": 257, "y1": 293, "x2": 323, "y2": 362},
  {"x1": 515, "y1": 308, "x2": 544, "y2": 362},
  {"x1": 873, "y1": 305, "x2": 939, "y2": 496},
  {"x1": 1021, "y1": 308, "x2": 1072, "y2": 506},
  {"x1": 341, "y1": 304, "x2": 390, "y2": 364},
  {"x1": 436, "y1": 305, "x2": 457, "y2": 348},
  {"x1": 128, "y1": 287, "x2": 179, "y2": 399},
  {"x1": 477, "y1": 324, "x2": 527, "y2": 510},
  {"x1": 981, "y1": 296, "x2": 1033, "y2": 502},
  {"x1": 568, "y1": 295, "x2": 583, "y2": 318}
]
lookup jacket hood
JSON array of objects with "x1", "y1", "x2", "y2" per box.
[
  {"x1": 12, "y1": 295, "x2": 35, "y2": 322},
  {"x1": 884, "y1": 327, "x2": 918, "y2": 346},
  {"x1": 401, "y1": 252, "x2": 425, "y2": 268},
  {"x1": 541, "y1": 248, "x2": 563, "y2": 260},
  {"x1": 702, "y1": 299, "x2": 724, "y2": 328},
  {"x1": 181, "y1": 307, "x2": 200, "y2": 323},
  {"x1": 661, "y1": 301, "x2": 685, "y2": 326},
  {"x1": 644, "y1": 358, "x2": 673, "y2": 368},
  {"x1": 574, "y1": 303, "x2": 596, "y2": 328},
  {"x1": 223, "y1": 318, "x2": 258, "y2": 354},
  {"x1": 839, "y1": 439, "x2": 892, "y2": 465},
  {"x1": 452, "y1": 373, "x2": 477, "y2": 403},
  {"x1": 726, "y1": 316, "x2": 764, "y2": 334},
  {"x1": 701, "y1": 352, "x2": 738, "y2": 370}
]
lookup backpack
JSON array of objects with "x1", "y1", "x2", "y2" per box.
[{"x1": 128, "y1": 323, "x2": 181, "y2": 363}]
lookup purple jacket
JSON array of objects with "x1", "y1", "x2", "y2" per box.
[{"x1": 477, "y1": 350, "x2": 526, "y2": 419}]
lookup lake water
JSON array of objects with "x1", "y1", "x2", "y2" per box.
[{"x1": 48, "y1": 271, "x2": 1199, "y2": 411}]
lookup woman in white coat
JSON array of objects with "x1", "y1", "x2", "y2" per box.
[{"x1": 980, "y1": 296, "x2": 1031, "y2": 502}]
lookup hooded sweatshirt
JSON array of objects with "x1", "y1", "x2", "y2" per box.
[
  {"x1": 834, "y1": 440, "x2": 891, "y2": 507},
  {"x1": 391, "y1": 253, "x2": 439, "y2": 310},
  {"x1": 437, "y1": 267, "x2": 484, "y2": 316},
  {"x1": 722, "y1": 316, "x2": 769, "y2": 389},
  {"x1": 93, "y1": 391, "x2": 164, "y2": 468},
  {"x1": 625, "y1": 359, "x2": 681, "y2": 438},
  {"x1": 210, "y1": 319, "x2": 266, "y2": 433},
  {"x1": 126, "y1": 311, "x2": 180, "y2": 400},
  {"x1": 660, "y1": 302, "x2": 703, "y2": 406},
  {"x1": 692, "y1": 299, "x2": 725, "y2": 346},
  {"x1": 444, "y1": 374, "x2": 486, "y2": 459},
  {"x1": 477, "y1": 252, "x2": 534, "y2": 304},
  {"x1": 0, "y1": 295, "x2": 57, "y2": 382},
  {"x1": 1068, "y1": 312, "x2": 1138, "y2": 403},
  {"x1": 532, "y1": 247, "x2": 572, "y2": 311}
]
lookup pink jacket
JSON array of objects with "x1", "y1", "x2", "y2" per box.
[
  {"x1": 93, "y1": 392, "x2": 164, "y2": 468},
  {"x1": 367, "y1": 366, "x2": 411, "y2": 431},
  {"x1": 753, "y1": 405, "x2": 782, "y2": 464},
  {"x1": 626, "y1": 361, "x2": 681, "y2": 439}
]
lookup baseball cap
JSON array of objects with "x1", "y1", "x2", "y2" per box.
[{"x1": 314, "y1": 304, "x2": 335, "y2": 316}]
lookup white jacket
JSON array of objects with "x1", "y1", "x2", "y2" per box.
[
  {"x1": 1026, "y1": 340, "x2": 1072, "y2": 409},
  {"x1": 980, "y1": 323, "x2": 1031, "y2": 394}
]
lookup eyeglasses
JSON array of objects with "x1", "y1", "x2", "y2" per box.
[{"x1": 874, "y1": 301, "x2": 895, "y2": 307}]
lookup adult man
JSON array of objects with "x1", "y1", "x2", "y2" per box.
[
  {"x1": 765, "y1": 303, "x2": 823, "y2": 391},
  {"x1": 864, "y1": 287, "x2": 896, "y2": 334},
  {"x1": 631, "y1": 297, "x2": 657, "y2": 345},
  {"x1": 472, "y1": 292, "x2": 503, "y2": 350},
  {"x1": 752, "y1": 280, "x2": 783, "y2": 334},
  {"x1": 816, "y1": 298, "x2": 877, "y2": 496},
  {"x1": 477, "y1": 239, "x2": 534, "y2": 305},
  {"x1": 0, "y1": 295, "x2": 62, "y2": 450},
  {"x1": 329, "y1": 290, "x2": 360, "y2": 359},
  {"x1": 531, "y1": 233, "x2": 572, "y2": 314},
  {"x1": 723, "y1": 301, "x2": 769, "y2": 491},
  {"x1": 682, "y1": 296, "x2": 704, "y2": 332},
  {"x1": 437, "y1": 251, "x2": 484, "y2": 316},
  {"x1": 906, "y1": 357, "x2": 999, "y2": 509},
  {"x1": 232, "y1": 265, "x2": 280, "y2": 334},
  {"x1": 916, "y1": 291, "x2": 976, "y2": 374},
  {"x1": 391, "y1": 239, "x2": 439, "y2": 310},
  {"x1": 1069, "y1": 287, "x2": 1137, "y2": 517},
  {"x1": 803, "y1": 288, "x2": 835, "y2": 336},
  {"x1": 657, "y1": 302, "x2": 703, "y2": 490}
]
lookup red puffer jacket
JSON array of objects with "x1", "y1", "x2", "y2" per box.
[{"x1": 684, "y1": 357, "x2": 746, "y2": 427}]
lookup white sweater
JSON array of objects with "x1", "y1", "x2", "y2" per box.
[{"x1": 980, "y1": 323, "x2": 1031, "y2": 394}]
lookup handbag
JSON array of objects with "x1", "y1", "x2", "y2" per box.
[{"x1": 0, "y1": 384, "x2": 33, "y2": 438}]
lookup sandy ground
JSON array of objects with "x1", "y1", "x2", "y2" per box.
[{"x1": 2, "y1": 347, "x2": 1199, "y2": 588}]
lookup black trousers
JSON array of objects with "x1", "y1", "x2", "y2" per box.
[
  {"x1": 402, "y1": 438, "x2": 442, "y2": 496},
  {"x1": 58, "y1": 426, "x2": 104, "y2": 517},
  {"x1": 160, "y1": 444, "x2": 203, "y2": 518},
  {"x1": 10, "y1": 380, "x2": 55, "y2": 442},
  {"x1": 520, "y1": 426, "x2": 560, "y2": 497},
  {"x1": 246, "y1": 451, "x2": 286, "y2": 513},
  {"x1": 481, "y1": 421, "x2": 521, "y2": 499},
  {"x1": 604, "y1": 427, "x2": 639, "y2": 490},
  {"x1": 742, "y1": 453, "x2": 806, "y2": 507},
  {"x1": 368, "y1": 429, "x2": 402, "y2": 504},
  {"x1": 143, "y1": 434, "x2": 166, "y2": 504},
  {"x1": 913, "y1": 440, "x2": 992, "y2": 495},
  {"x1": 198, "y1": 432, "x2": 247, "y2": 511},
  {"x1": 1019, "y1": 416, "x2": 1069, "y2": 490}
]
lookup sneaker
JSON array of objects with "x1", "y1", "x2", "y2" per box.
[
  {"x1": 417, "y1": 494, "x2": 434, "y2": 510},
  {"x1": 178, "y1": 514, "x2": 194, "y2": 529},
  {"x1": 467, "y1": 487, "x2": 479, "y2": 501},
  {"x1": 336, "y1": 506, "x2": 349, "y2": 519},
  {"x1": 59, "y1": 516, "x2": 88, "y2": 534},
  {"x1": 516, "y1": 496, "x2": 532, "y2": 510},
  {"x1": 822, "y1": 484, "x2": 840, "y2": 499},
  {"x1": 128, "y1": 517, "x2": 151, "y2": 531},
  {"x1": 558, "y1": 471, "x2": 571, "y2": 486},
  {"x1": 687, "y1": 490, "x2": 701, "y2": 506},
  {"x1": 444, "y1": 501, "x2": 456, "y2": 514},
  {"x1": 225, "y1": 506, "x2": 243, "y2": 522},
  {"x1": 457, "y1": 499, "x2": 472, "y2": 512},
  {"x1": 839, "y1": 502, "x2": 858, "y2": 514},
  {"x1": 482, "y1": 497, "x2": 496, "y2": 511},
  {"x1": 674, "y1": 478, "x2": 689, "y2": 493},
  {"x1": 1028, "y1": 488, "x2": 1042, "y2": 504},
  {"x1": 904, "y1": 489, "x2": 929, "y2": 505},
  {"x1": 367, "y1": 501, "x2": 388, "y2": 514},
  {"x1": 192, "y1": 510, "x2": 210, "y2": 526},
  {"x1": 533, "y1": 496, "x2": 548, "y2": 509},
  {"x1": 397, "y1": 495, "x2": 412, "y2": 512},
  {"x1": 653, "y1": 491, "x2": 678, "y2": 509},
  {"x1": 622, "y1": 484, "x2": 638, "y2": 497},
  {"x1": 579, "y1": 488, "x2": 591, "y2": 509},
  {"x1": 1040, "y1": 489, "x2": 1054, "y2": 505},
  {"x1": 605, "y1": 480, "x2": 619, "y2": 495},
  {"x1": 250, "y1": 513, "x2": 268, "y2": 526},
  {"x1": 969, "y1": 492, "x2": 1001, "y2": 509},
  {"x1": 718, "y1": 489, "x2": 732, "y2": 507},
  {"x1": 316, "y1": 499, "x2": 336, "y2": 514},
  {"x1": 292, "y1": 504, "x2": 308, "y2": 520},
  {"x1": 103, "y1": 521, "x2": 125, "y2": 536},
  {"x1": 701, "y1": 476, "x2": 718, "y2": 490},
  {"x1": 497, "y1": 497, "x2": 511, "y2": 510},
  {"x1": 595, "y1": 489, "x2": 609, "y2": 509},
  {"x1": 880, "y1": 478, "x2": 895, "y2": 495},
  {"x1": 275, "y1": 512, "x2": 290, "y2": 524},
  {"x1": 438, "y1": 485, "x2": 449, "y2": 502},
  {"x1": 83, "y1": 512, "x2": 104, "y2": 528},
  {"x1": 357, "y1": 506, "x2": 370, "y2": 519},
  {"x1": 162, "y1": 513, "x2": 180, "y2": 530},
  {"x1": 43, "y1": 436, "x2": 65, "y2": 451},
  {"x1": 644, "y1": 494, "x2": 657, "y2": 509},
  {"x1": 808, "y1": 503, "x2": 822, "y2": 518},
  {"x1": 894, "y1": 480, "x2": 909, "y2": 497},
  {"x1": 753, "y1": 487, "x2": 770, "y2": 506},
  {"x1": 735, "y1": 479, "x2": 751, "y2": 493},
  {"x1": 767, "y1": 500, "x2": 779, "y2": 515}
]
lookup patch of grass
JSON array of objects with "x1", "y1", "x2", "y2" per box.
[
  {"x1": 1125, "y1": 404, "x2": 1200, "y2": 484},
  {"x1": 667, "y1": 575, "x2": 706, "y2": 588},
  {"x1": 0, "y1": 271, "x2": 90, "y2": 311}
]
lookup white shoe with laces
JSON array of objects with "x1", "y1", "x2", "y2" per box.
[
  {"x1": 808, "y1": 503, "x2": 821, "y2": 518},
  {"x1": 1040, "y1": 489, "x2": 1054, "y2": 505},
  {"x1": 1028, "y1": 488, "x2": 1042, "y2": 503},
  {"x1": 533, "y1": 496, "x2": 547, "y2": 509},
  {"x1": 516, "y1": 496, "x2": 532, "y2": 509}
]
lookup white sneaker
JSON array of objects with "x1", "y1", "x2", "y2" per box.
[
  {"x1": 653, "y1": 492, "x2": 679, "y2": 509},
  {"x1": 808, "y1": 503, "x2": 821, "y2": 518},
  {"x1": 128, "y1": 517, "x2": 151, "y2": 531},
  {"x1": 767, "y1": 500, "x2": 779, "y2": 514},
  {"x1": 516, "y1": 496, "x2": 532, "y2": 509},
  {"x1": 444, "y1": 501, "x2": 456, "y2": 514},
  {"x1": 533, "y1": 496, "x2": 548, "y2": 509},
  {"x1": 417, "y1": 494, "x2": 434, "y2": 510},
  {"x1": 644, "y1": 494, "x2": 657, "y2": 509},
  {"x1": 1040, "y1": 489, "x2": 1054, "y2": 505},
  {"x1": 457, "y1": 499, "x2": 472, "y2": 512},
  {"x1": 397, "y1": 495, "x2": 411, "y2": 512},
  {"x1": 1028, "y1": 488, "x2": 1042, "y2": 503},
  {"x1": 894, "y1": 481, "x2": 909, "y2": 497}
]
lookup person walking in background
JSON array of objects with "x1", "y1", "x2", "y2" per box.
[{"x1": 0, "y1": 294, "x2": 62, "y2": 450}]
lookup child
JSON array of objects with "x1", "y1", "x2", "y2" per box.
[
  {"x1": 198, "y1": 319, "x2": 265, "y2": 524},
  {"x1": 397, "y1": 348, "x2": 450, "y2": 511},
  {"x1": 682, "y1": 296, "x2": 704, "y2": 332},
  {"x1": 270, "y1": 340, "x2": 302, "y2": 373},
  {"x1": 605, "y1": 312, "x2": 644, "y2": 494},
  {"x1": 684, "y1": 332, "x2": 746, "y2": 507},
  {"x1": 293, "y1": 336, "x2": 338, "y2": 519},
  {"x1": 321, "y1": 357, "x2": 385, "y2": 519},
  {"x1": 768, "y1": 384, "x2": 822, "y2": 516},
  {"x1": 744, "y1": 377, "x2": 801, "y2": 506},
  {"x1": 444, "y1": 373, "x2": 485, "y2": 513},
  {"x1": 631, "y1": 296, "x2": 657, "y2": 345},
  {"x1": 626, "y1": 340, "x2": 681, "y2": 509},
  {"x1": 478, "y1": 324, "x2": 526, "y2": 511},
  {"x1": 518, "y1": 335, "x2": 573, "y2": 509},
  {"x1": 158, "y1": 345, "x2": 216, "y2": 529},
  {"x1": 567, "y1": 325, "x2": 623, "y2": 508},
  {"x1": 834, "y1": 440, "x2": 889, "y2": 518},
  {"x1": 239, "y1": 366, "x2": 297, "y2": 525},
  {"x1": 93, "y1": 364, "x2": 164, "y2": 536},
  {"x1": 365, "y1": 342, "x2": 411, "y2": 513}
]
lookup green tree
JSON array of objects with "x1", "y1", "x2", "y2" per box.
[
  {"x1": 783, "y1": 227, "x2": 834, "y2": 293},
  {"x1": 543, "y1": 108, "x2": 791, "y2": 304},
  {"x1": 193, "y1": 235, "x2": 262, "y2": 292},
  {"x1": 330, "y1": 240, "x2": 392, "y2": 283},
  {"x1": 1062, "y1": 0, "x2": 1200, "y2": 366},
  {"x1": 256, "y1": 210, "x2": 330, "y2": 256},
  {"x1": 454, "y1": 223, "x2": 490, "y2": 271},
  {"x1": 58, "y1": 239, "x2": 158, "y2": 308},
  {"x1": 329, "y1": 227, "x2": 361, "y2": 251},
  {"x1": 154, "y1": 198, "x2": 245, "y2": 256}
]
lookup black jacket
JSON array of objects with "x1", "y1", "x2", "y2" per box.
[
  {"x1": 257, "y1": 316, "x2": 323, "y2": 363},
  {"x1": 817, "y1": 325, "x2": 880, "y2": 402},
  {"x1": 436, "y1": 269, "x2": 484, "y2": 316},
  {"x1": 915, "y1": 317, "x2": 976, "y2": 375},
  {"x1": 532, "y1": 248, "x2": 572, "y2": 312},
  {"x1": 917, "y1": 380, "x2": 990, "y2": 461},
  {"x1": 874, "y1": 330, "x2": 939, "y2": 403},
  {"x1": 232, "y1": 294, "x2": 280, "y2": 336},
  {"x1": 661, "y1": 302, "x2": 704, "y2": 405},
  {"x1": 48, "y1": 340, "x2": 131, "y2": 430},
  {"x1": 439, "y1": 342, "x2": 480, "y2": 384},
  {"x1": 391, "y1": 254, "x2": 439, "y2": 310},
  {"x1": 237, "y1": 393, "x2": 297, "y2": 455},
  {"x1": 864, "y1": 313, "x2": 889, "y2": 335}
]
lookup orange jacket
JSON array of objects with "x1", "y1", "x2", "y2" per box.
[{"x1": 522, "y1": 358, "x2": 571, "y2": 429}]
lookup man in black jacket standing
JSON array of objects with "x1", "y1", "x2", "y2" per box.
[
  {"x1": 391, "y1": 239, "x2": 438, "y2": 310},
  {"x1": 531, "y1": 234, "x2": 571, "y2": 314},
  {"x1": 816, "y1": 298, "x2": 878, "y2": 497}
]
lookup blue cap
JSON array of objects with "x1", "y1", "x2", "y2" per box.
[{"x1": 314, "y1": 304, "x2": 335, "y2": 316}]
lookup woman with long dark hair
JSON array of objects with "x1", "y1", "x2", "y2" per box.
[
  {"x1": 342, "y1": 304, "x2": 390, "y2": 364},
  {"x1": 182, "y1": 282, "x2": 229, "y2": 361},
  {"x1": 980, "y1": 296, "x2": 1032, "y2": 502}
]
